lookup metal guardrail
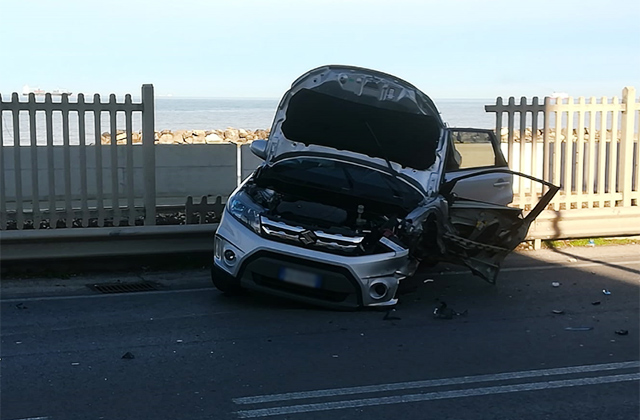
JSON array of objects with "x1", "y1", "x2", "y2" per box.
[{"x1": 0, "y1": 224, "x2": 217, "y2": 261}]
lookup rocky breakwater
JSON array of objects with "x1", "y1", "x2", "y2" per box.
[
  {"x1": 100, "y1": 127, "x2": 270, "y2": 145},
  {"x1": 499, "y1": 127, "x2": 637, "y2": 143}
]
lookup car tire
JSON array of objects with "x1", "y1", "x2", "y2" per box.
[{"x1": 211, "y1": 264, "x2": 244, "y2": 294}]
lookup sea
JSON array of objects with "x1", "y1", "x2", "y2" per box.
[
  {"x1": 1, "y1": 97, "x2": 496, "y2": 146},
  {"x1": 153, "y1": 98, "x2": 496, "y2": 131}
]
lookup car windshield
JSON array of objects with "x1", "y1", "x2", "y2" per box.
[{"x1": 257, "y1": 157, "x2": 424, "y2": 210}]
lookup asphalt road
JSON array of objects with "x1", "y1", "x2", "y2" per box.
[{"x1": 2, "y1": 245, "x2": 639, "y2": 420}]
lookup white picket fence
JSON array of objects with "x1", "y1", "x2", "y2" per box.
[
  {"x1": 485, "y1": 87, "x2": 640, "y2": 240},
  {"x1": 0, "y1": 85, "x2": 156, "y2": 229}
]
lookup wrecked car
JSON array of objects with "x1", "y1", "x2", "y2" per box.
[{"x1": 211, "y1": 65, "x2": 558, "y2": 309}]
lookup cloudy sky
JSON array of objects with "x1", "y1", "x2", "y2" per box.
[{"x1": 1, "y1": 0, "x2": 638, "y2": 99}]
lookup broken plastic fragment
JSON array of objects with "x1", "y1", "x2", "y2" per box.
[
  {"x1": 122, "y1": 352, "x2": 135, "y2": 359},
  {"x1": 568, "y1": 258, "x2": 578, "y2": 262},
  {"x1": 602, "y1": 290, "x2": 611, "y2": 295},
  {"x1": 433, "y1": 301, "x2": 467, "y2": 319},
  {"x1": 71, "y1": 362, "x2": 80, "y2": 366},
  {"x1": 552, "y1": 309, "x2": 565, "y2": 314},
  {"x1": 565, "y1": 327, "x2": 594, "y2": 331},
  {"x1": 614, "y1": 330, "x2": 629, "y2": 336},
  {"x1": 423, "y1": 279, "x2": 435, "y2": 283},
  {"x1": 383, "y1": 309, "x2": 401, "y2": 321},
  {"x1": 551, "y1": 282, "x2": 561, "y2": 287}
]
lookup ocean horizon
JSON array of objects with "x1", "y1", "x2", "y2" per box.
[{"x1": 1, "y1": 97, "x2": 497, "y2": 146}]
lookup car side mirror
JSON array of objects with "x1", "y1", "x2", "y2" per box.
[{"x1": 250, "y1": 139, "x2": 267, "y2": 160}]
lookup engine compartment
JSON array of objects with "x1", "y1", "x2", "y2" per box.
[{"x1": 244, "y1": 179, "x2": 407, "y2": 255}]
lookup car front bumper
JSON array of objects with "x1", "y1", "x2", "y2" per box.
[{"x1": 213, "y1": 211, "x2": 411, "y2": 309}]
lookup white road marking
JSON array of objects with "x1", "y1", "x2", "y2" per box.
[
  {"x1": 233, "y1": 360, "x2": 639, "y2": 404},
  {"x1": 2, "y1": 259, "x2": 638, "y2": 304},
  {"x1": 235, "y1": 373, "x2": 640, "y2": 418},
  {"x1": 7, "y1": 417, "x2": 49, "y2": 420},
  {"x1": 439, "y1": 259, "x2": 640, "y2": 276}
]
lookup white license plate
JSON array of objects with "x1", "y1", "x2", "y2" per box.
[{"x1": 278, "y1": 267, "x2": 322, "y2": 288}]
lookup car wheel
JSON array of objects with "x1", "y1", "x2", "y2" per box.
[{"x1": 211, "y1": 264, "x2": 244, "y2": 294}]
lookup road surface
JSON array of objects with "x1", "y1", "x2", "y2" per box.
[{"x1": 2, "y1": 245, "x2": 639, "y2": 420}]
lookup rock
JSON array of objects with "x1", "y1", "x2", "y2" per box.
[
  {"x1": 205, "y1": 133, "x2": 224, "y2": 143},
  {"x1": 238, "y1": 129, "x2": 248, "y2": 138},
  {"x1": 158, "y1": 133, "x2": 174, "y2": 143},
  {"x1": 224, "y1": 128, "x2": 240, "y2": 142}
]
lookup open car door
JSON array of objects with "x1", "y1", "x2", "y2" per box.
[{"x1": 439, "y1": 169, "x2": 559, "y2": 283}]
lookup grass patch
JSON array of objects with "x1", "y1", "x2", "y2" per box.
[{"x1": 542, "y1": 237, "x2": 639, "y2": 249}]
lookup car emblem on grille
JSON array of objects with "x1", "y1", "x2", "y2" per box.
[{"x1": 298, "y1": 230, "x2": 318, "y2": 245}]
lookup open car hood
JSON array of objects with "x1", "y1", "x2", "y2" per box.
[{"x1": 264, "y1": 65, "x2": 446, "y2": 192}]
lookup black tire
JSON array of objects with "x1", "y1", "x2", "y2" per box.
[{"x1": 211, "y1": 264, "x2": 244, "y2": 294}]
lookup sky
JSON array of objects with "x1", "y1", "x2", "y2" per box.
[{"x1": 1, "y1": 0, "x2": 638, "y2": 99}]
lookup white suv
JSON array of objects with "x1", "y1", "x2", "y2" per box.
[{"x1": 211, "y1": 65, "x2": 557, "y2": 309}]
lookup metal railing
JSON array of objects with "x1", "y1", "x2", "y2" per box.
[{"x1": 0, "y1": 85, "x2": 156, "y2": 230}]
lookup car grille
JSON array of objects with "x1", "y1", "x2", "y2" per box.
[{"x1": 260, "y1": 216, "x2": 364, "y2": 253}]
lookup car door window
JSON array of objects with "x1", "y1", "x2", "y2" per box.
[
  {"x1": 444, "y1": 129, "x2": 511, "y2": 205},
  {"x1": 448, "y1": 130, "x2": 506, "y2": 171}
]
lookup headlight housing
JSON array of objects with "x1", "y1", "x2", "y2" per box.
[{"x1": 227, "y1": 191, "x2": 262, "y2": 234}]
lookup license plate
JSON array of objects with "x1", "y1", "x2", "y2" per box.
[{"x1": 278, "y1": 267, "x2": 322, "y2": 288}]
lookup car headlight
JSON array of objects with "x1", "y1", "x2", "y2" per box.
[{"x1": 227, "y1": 192, "x2": 262, "y2": 234}]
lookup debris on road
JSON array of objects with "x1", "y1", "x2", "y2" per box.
[
  {"x1": 71, "y1": 362, "x2": 80, "y2": 366},
  {"x1": 564, "y1": 327, "x2": 594, "y2": 331},
  {"x1": 423, "y1": 279, "x2": 435, "y2": 283},
  {"x1": 433, "y1": 301, "x2": 468, "y2": 320},
  {"x1": 15, "y1": 303, "x2": 27, "y2": 310},
  {"x1": 591, "y1": 301, "x2": 601, "y2": 305},
  {"x1": 551, "y1": 282, "x2": 561, "y2": 287},
  {"x1": 568, "y1": 258, "x2": 578, "y2": 262},
  {"x1": 552, "y1": 309, "x2": 565, "y2": 314},
  {"x1": 614, "y1": 330, "x2": 629, "y2": 336},
  {"x1": 122, "y1": 352, "x2": 135, "y2": 359},
  {"x1": 383, "y1": 309, "x2": 401, "y2": 321},
  {"x1": 602, "y1": 289, "x2": 612, "y2": 295}
]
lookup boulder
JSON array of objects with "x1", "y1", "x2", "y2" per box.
[
  {"x1": 224, "y1": 128, "x2": 240, "y2": 141},
  {"x1": 205, "y1": 133, "x2": 224, "y2": 143}
]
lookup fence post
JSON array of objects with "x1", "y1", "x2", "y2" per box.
[
  {"x1": 619, "y1": 87, "x2": 636, "y2": 207},
  {"x1": 142, "y1": 84, "x2": 156, "y2": 226}
]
